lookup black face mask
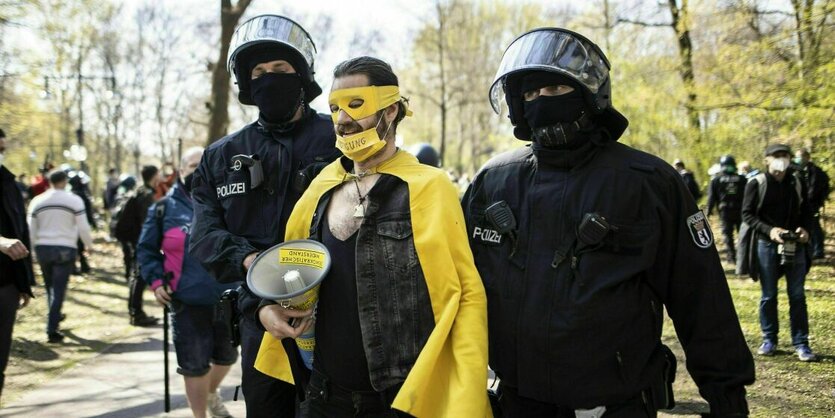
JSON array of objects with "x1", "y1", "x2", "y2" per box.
[
  {"x1": 182, "y1": 173, "x2": 194, "y2": 194},
  {"x1": 250, "y1": 73, "x2": 304, "y2": 124},
  {"x1": 523, "y1": 91, "x2": 588, "y2": 147}
]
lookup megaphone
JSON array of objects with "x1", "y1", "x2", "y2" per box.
[{"x1": 247, "y1": 239, "x2": 331, "y2": 369}]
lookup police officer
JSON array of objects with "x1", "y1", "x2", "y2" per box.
[
  {"x1": 707, "y1": 155, "x2": 746, "y2": 263},
  {"x1": 462, "y1": 28, "x2": 754, "y2": 417},
  {"x1": 793, "y1": 148, "x2": 830, "y2": 259},
  {"x1": 673, "y1": 159, "x2": 702, "y2": 202},
  {"x1": 189, "y1": 15, "x2": 339, "y2": 417},
  {"x1": 407, "y1": 143, "x2": 440, "y2": 167}
]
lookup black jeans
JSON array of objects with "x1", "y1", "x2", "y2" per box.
[
  {"x1": 719, "y1": 212, "x2": 741, "y2": 260},
  {"x1": 497, "y1": 382, "x2": 655, "y2": 418},
  {"x1": 301, "y1": 368, "x2": 410, "y2": 418},
  {"x1": 239, "y1": 316, "x2": 296, "y2": 418},
  {"x1": 119, "y1": 240, "x2": 133, "y2": 280},
  {"x1": 0, "y1": 283, "x2": 19, "y2": 399}
]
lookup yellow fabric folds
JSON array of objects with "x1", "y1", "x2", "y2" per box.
[{"x1": 254, "y1": 150, "x2": 491, "y2": 417}]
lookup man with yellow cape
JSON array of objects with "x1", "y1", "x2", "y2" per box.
[{"x1": 254, "y1": 56, "x2": 491, "y2": 417}]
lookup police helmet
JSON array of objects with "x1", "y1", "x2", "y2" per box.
[
  {"x1": 489, "y1": 28, "x2": 628, "y2": 141},
  {"x1": 227, "y1": 15, "x2": 322, "y2": 105},
  {"x1": 407, "y1": 143, "x2": 440, "y2": 167},
  {"x1": 119, "y1": 175, "x2": 137, "y2": 191},
  {"x1": 719, "y1": 154, "x2": 736, "y2": 167}
]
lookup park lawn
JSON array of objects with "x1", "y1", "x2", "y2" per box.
[{"x1": 661, "y1": 254, "x2": 835, "y2": 417}]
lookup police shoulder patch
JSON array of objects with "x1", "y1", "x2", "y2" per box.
[{"x1": 686, "y1": 211, "x2": 714, "y2": 249}]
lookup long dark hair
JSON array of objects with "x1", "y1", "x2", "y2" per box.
[{"x1": 333, "y1": 56, "x2": 408, "y2": 130}]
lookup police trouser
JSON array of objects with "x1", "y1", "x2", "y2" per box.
[
  {"x1": 119, "y1": 240, "x2": 134, "y2": 280},
  {"x1": 125, "y1": 242, "x2": 147, "y2": 319},
  {"x1": 496, "y1": 382, "x2": 656, "y2": 418},
  {"x1": 239, "y1": 315, "x2": 296, "y2": 418},
  {"x1": 719, "y1": 211, "x2": 741, "y2": 260},
  {"x1": 76, "y1": 239, "x2": 90, "y2": 271}
]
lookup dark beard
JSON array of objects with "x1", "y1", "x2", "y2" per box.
[{"x1": 337, "y1": 111, "x2": 390, "y2": 139}]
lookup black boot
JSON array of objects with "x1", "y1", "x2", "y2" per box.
[{"x1": 130, "y1": 314, "x2": 159, "y2": 327}]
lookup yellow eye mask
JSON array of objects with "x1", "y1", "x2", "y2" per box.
[{"x1": 329, "y1": 85, "x2": 413, "y2": 122}]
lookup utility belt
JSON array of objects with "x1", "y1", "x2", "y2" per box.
[
  {"x1": 216, "y1": 287, "x2": 241, "y2": 346},
  {"x1": 493, "y1": 345, "x2": 676, "y2": 417},
  {"x1": 496, "y1": 381, "x2": 664, "y2": 418},
  {"x1": 305, "y1": 367, "x2": 403, "y2": 414}
]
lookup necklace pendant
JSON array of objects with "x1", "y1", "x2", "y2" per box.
[{"x1": 353, "y1": 203, "x2": 365, "y2": 218}]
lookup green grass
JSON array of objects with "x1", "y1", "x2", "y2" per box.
[{"x1": 661, "y1": 216, "x2": 835, "y2": 417}]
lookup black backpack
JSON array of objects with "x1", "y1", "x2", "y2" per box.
[
  {"x1": 110, "y1": 191, "x2": 135, "y2": 241},
  {"x1": 112, "y1": 187, "x2": 154, "y2": 243}
]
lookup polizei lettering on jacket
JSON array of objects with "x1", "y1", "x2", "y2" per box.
[
  {"x1": 473, "y1": 226, "x2": 502, "y2": 244},
  {"x1": 216, "y1": 182, "x2": 247, "y2": 199}
]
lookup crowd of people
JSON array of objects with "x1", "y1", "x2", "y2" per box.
[
  {"x1": 675, "y1": 147, "x2": 829, "y2": 363},
  {"x1": 0, "y1": 15, "x2": 831, "y2": 418}
]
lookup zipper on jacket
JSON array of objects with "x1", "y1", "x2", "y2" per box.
[{"x1": 616, "y1": 351, "x2": 626, "y2": 382}]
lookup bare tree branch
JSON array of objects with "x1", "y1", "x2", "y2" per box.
[
  {"x1": 615, "y1": 17, "x2": 670, "y2": 27},
  {"x1": 693, "y1": 102, "x2": 831, "y2": 112}
]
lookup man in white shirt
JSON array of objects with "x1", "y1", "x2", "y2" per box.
[{"x1": 28, "y1": 170, "x2": 93, "y2": 343}]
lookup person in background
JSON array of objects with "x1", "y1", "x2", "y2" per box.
[
  {"x1": 113, "y1": 165, "x2": 161, "y2": 326},
  {"x1": 28, "y1": 170, "x2": 94, "y2": 343},
  {"x1": 103, "y1": 168, "x2": 121, "y2": 211},
  {"x1": 707, "y1": 155, "x2": 746, "y2": 263},
  {"x1": 154, "y1": 162, "x2": 177, "y2": 201},
  {"x1": 739, "y1": 160, "x2": 760, "y2": 179},
  {"x1": 0, "y1": 128, "x2": 35, "y2": 400},
  {"x1": 15, "y1": 173, "x2": 29, "y2": 201},
  {"x1": 673, "y1": 158, "x2": 702, "y2": 202},
  {"x1": 137, "y1": 147, "x2": 238, "y2": 418},
  {"x1": 739, "y1": 143, "x2": 815, "y2": 362},
  {"x1": 110, "y1": 174, "x2": 138, "y2": 279},
  {"x1": 29, "y1": 164, "x2": 52, "y2": 198},
  {"x1": 67, "y1": 166, "x2": 95, "y2": 274},
  {"x1": 793, "y1": 148, "x2": 830, "y2": 259}
]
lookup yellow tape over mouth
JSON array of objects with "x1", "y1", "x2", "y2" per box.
[{"x1": 329, "y1": 85, "x2": 413, "y2": 122}]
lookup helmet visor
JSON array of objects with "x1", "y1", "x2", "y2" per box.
[
  {"x1": 489, "y1": 29, "x2": 610, "y2": 113},
  {"x1": 227, "y1": 15, "x2": 317, "y2": 74}
]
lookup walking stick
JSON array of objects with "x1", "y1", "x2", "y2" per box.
[{"x1": 162, "y1": 271, "x2": 173, "y2": 412}]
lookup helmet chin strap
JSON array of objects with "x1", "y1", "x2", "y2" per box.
[{"x1": 530, "y1": 113, "x2": 593, "y2": 148}]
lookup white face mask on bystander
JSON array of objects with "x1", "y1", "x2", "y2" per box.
[{"x1": 768, "y1": 157, "x2": 790, "y2": 173}]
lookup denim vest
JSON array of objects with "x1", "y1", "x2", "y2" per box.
[{"x1": 309, "y1": 174, "x2": 436, "y2": 391}]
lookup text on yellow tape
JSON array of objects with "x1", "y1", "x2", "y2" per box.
[{"x1": 279, "y1": 248, "x2": 326, "y2": 270}]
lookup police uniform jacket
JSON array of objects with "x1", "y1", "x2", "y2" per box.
[
  {"x1": 707, "y1": 173, "x2": 745, "y2": 219},
  {"x1": 189, "y1": 109, "x2": 339, "y2": 318},
  {"x1": 462, "y1": 132, "x2": 754, "y2": 414}
]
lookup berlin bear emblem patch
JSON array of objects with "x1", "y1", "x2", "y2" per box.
[{"x1": 687, "y1": 211, "x2": 714, "y2": 249}]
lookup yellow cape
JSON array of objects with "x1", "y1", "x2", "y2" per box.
[{"x1": 254, "y1": 150, "x2": 491, "y2": 417}]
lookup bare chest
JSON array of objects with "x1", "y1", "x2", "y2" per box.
[{"x1": 326, "y1": 176, "x2": 379, "y2": 241}]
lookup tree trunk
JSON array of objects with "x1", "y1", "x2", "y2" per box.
[
  {"x1": 207, "y1": 0, "x2": 252, "y2": 145},
  {"x1": 667, "y1": 0, "x2": 701, "y2": 133},
  {"x1": 436, "y1": 0, "x2": 448, "y2": 167}
]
